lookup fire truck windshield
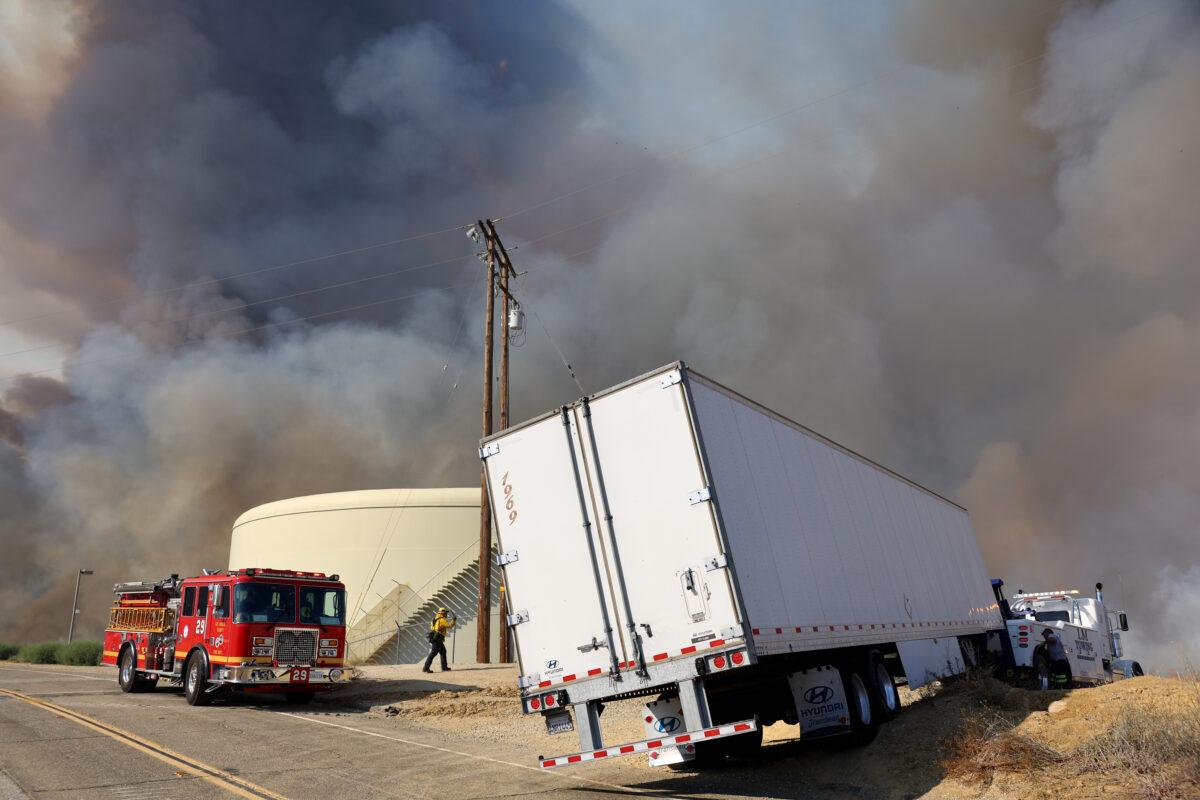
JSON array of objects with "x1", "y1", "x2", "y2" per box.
[
  {"x1": 299, "y1": 587, "x2": 345, "y2": 626},
  {"x1": 233, "y1": 583, "x2": 296, "y2": 624}
]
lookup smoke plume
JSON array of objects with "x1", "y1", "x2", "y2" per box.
[{"x1": 0, "y1": 0, "x2": 1196, "y2": 670}]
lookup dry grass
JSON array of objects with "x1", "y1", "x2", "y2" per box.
[
  {"x1": 1071, "y1": 681, "x2": 1200, "y2": 799},
  {"x1": 939, "y1": 671, "x2": 1200, "y2": 799},
  {"x1": 943, "y1": 712, "x2": 1061, "y2": 785},
  {"x1": 938, "y1": 673, "x2": 1064, "y2": 786}
]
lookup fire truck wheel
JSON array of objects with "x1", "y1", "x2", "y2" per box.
[
  {"x1": 184, "y1": 653, "x2": 212, "y2": 706},
  {"x1": 865, "y1": 650, "x2": 900, "y2": 721},
  {"x1": 284, "y1": 692, "x2": 315, "y2": 705},
  {"x1": 118, "y1": 647, "x2": 138, "y2": 693}
]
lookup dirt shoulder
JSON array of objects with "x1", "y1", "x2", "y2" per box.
[{"x1": 332, "y1": 665, "x2": 1199, "y2": 800}]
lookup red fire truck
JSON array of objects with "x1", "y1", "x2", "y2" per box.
[{"x1": 102, "y1": 568, "x2": 351, "y2": 705}]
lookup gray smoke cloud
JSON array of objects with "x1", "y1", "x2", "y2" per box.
[{"x1": 0, "y1": 0, "x2": 1197, "y2": 671}]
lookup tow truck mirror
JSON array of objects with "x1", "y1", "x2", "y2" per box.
[{"x1": 1118, "y1": 612, "x2": 1129, "y2": 631}]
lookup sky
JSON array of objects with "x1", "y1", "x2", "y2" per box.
[{"x1": 0, "y1": 0, "x2": 1197, "y2": 670}]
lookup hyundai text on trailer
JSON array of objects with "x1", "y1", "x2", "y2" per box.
[
  {"x1": 103, "y1": 568, "x2": 351, "y2": 704},
  {"x1": 481, "y1": 362, "x2": 1010, "y2": 769}
]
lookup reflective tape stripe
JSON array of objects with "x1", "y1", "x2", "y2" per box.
[{"x1": 539, "y1": 719, "x2": 759, "y2": 769}]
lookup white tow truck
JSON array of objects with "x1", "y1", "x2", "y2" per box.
[{"x1": 992, "y1": 581, "x2": 1144, "y2": 689}]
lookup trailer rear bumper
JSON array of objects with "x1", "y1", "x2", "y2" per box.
[
  {"x1": 525, "y1": 639, "x2": 752, "y2": 706},
  {"x1": 538, "y1": 718, "x2": 758, "y2": 769}
]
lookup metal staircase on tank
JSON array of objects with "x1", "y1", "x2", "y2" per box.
[{"x1": 363, "y1": 554, "x2": 502, "y2": 666}]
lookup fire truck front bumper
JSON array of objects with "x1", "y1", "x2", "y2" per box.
[{"x1": 215, "y1": 665, "x2": 352, "y2": 687}]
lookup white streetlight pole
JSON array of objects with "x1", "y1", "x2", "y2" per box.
[{"x1": 67, "y1": 569, "x2": 93, "y2": 643}]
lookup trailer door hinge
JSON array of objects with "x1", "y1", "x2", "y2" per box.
[
  {"x1": 660, "y1": 370, "x2": 682, "y2": 388},
  {"x1": 688, "y1": 486, "x2": 712, "y2": 505},
  {"x1": 507, "y1": 609, "x2": 529, "y2": 627},
  {"x1": 479, "y1": 442, "x2": 500, "y2": 459},
  {"x1": 496, "y1": 550, "x2": 519, "y2": 567},
  {"x1": 517, "y1": 673, "x2": 541, "y2": 690},
  {"x1": 720, "y1": 626, "x2": 741, "y2": 641},
  {"x1": 703, "y1": 554, "x2": 728, "y2": 572}
]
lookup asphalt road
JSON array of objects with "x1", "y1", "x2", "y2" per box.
[{"x1": 0, "y1": 664, "x2": 715, "y2": 800}]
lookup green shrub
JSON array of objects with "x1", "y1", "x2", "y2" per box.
[
  {"x1": 60, "y1": 641, "x2": 103, "y2": 666},
  {"x1": 0, "y1": 643, "x2": 17, "y2": 660},
  {"x1": 16, "y1": 642, "x2": 65, "y2": 664}
]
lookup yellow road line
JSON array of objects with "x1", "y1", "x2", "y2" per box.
[{"x1": 0, "y1": 688, "x2": 288, "y2": 800}]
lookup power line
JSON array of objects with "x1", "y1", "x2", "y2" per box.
[
  {"x1": 0, "y1": 222, "x2": 471, "y2": 330},
  {"x1": 0, "y1": 280, "x2": 469, "y2": 387},
  {"x1": 0, "y1": 207, "x2": 630, "y2": 372},
  {"x1": 0, "y1": 251, "x2": 474, "y2": 362}
]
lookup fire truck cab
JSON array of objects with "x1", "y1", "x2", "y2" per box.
[{"x1": 103, "y1": 568, "x2": 351, "y2": 705}]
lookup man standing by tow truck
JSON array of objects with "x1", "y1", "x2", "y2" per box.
[
  {"x1": 1042, "y1": 627, "x2": 1070, "y2": 686},
  {"x1": 422, "y1": 607, "x2": 455, "y2": 673}
]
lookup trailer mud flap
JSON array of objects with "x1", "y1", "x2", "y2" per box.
[
  {"x1": 538, "y1": 719, "x2": 758, "y2": 769},
  {"x1": 788, "y1": 666, "x2": 851, "y2": 737}
]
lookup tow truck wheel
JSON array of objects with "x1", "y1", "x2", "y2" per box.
[
  {"x1": 865, "y1": 650, "x2": 900, "y2": 721},
  {"x1": 1031, "y1": 653, "x2": 1051, "y2": 691},
  {"x1": 184, "y1": 653, "x2": 212, "y2": 706},
  {"x1": 284, "y1": 692, "x2": 314, "y2": 705}
]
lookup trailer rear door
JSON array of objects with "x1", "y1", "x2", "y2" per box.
[
  {"x1": 577, "y1": 369, "x2": 743, "y2": 664},
  {"x1": 482, "y1": 411, "x2": 617, "y2": 687}
]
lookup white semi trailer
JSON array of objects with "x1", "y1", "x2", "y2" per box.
[{"x1": 481, "y1": 362, "x2": 1007, "y2": 769}]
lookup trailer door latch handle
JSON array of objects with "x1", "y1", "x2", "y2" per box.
[{"x1": 577, "y1": 637, "x2": 608, "y2": 653}]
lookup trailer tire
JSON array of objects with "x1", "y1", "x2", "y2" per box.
[
  {"x1": 833, "y1": 665, "x2": 878, "y2": 748},
  {"x1": 866, "y1": 650, "x2": 900, "y2": 721},
  {"x1": 184, "y1": 652, "x2": 212, "y2": 706}
]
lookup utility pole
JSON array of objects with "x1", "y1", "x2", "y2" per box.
[
  {"x1": 476, "y1": 220, "x2": 496, "y2": 664},
  {"x1": 487, "y1": 218, "x2": 515, "y2": 664},
  {"x1": 67, "y1": 569, "x2": 93, "y2": 643}
]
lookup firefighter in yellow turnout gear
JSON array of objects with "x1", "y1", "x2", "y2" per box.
[{"x1": 422, "y1": 608, "x2": 456, "y2": 672}]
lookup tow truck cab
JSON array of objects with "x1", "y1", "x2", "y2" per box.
[{"x1": 1002, "y1": 584, "x2": 1142, "y2": 685}]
